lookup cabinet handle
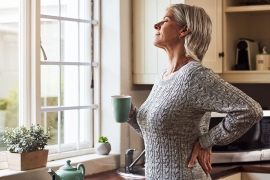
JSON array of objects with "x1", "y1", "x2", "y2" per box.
[{"x1": 219, "y1": 52, "x2": 224, "y2": 58}]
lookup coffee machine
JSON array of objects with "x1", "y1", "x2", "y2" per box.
[{"x1": 235, "y1": 38, "x2": 259, "y2": 70}]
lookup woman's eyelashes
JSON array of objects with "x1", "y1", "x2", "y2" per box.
[
  {"x1": 160, "y1": 20, "x2": 168, "y2": 24},
  {"x1": 163, "y1": 19, "x2": 168, "y2": 23}
]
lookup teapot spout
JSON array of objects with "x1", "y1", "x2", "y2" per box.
[{"x1": 48, "y1": 168, "x2": 59, "y2": 180}]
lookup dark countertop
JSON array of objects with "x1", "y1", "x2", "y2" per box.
[
  {"x1": 210, "y1": 161, "x2": 270, "y2": 179},
  {"x1": 84, "y1": 161, "x2": 270, "y2": 180}
]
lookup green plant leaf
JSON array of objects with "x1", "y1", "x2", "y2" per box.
[
  {"x1": 98, "y1": 136, "x2": 108, "y2": 143},
  {"x1": 1, "y1": 124, "x2": 52, "y2": 153}
]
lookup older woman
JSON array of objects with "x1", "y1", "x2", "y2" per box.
[{"x1": 127, "y1": 4, "x2": 263, "y2": 180}]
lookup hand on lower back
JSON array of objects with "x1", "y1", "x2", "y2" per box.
[{"x1": 188, "y1": 141, "x2": 212, "y2": 176}]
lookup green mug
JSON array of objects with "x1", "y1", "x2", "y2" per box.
[{"x1": 111, "y1": 95, "x2": 132, "y2": 123}]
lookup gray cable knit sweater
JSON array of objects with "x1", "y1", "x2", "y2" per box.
[{"x1": 127, "y1": 61, "x2": 263, "y2": 180}]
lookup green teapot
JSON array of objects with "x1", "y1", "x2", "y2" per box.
[{"x1": 48, "y1": 160, "x2": 85, "y2": 180}]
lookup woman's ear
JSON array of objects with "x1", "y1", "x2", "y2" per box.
[{"x1": 179, "y1": 25, "x2": 190, "y2": 38}]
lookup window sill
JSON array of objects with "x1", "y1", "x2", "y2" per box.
[{"x1": 0, "y1": 153, "x2": 120, "y2": 180}]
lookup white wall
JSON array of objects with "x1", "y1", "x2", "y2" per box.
[{"x1": 100, "y1": 0, "x2": 152, "y2": 167}]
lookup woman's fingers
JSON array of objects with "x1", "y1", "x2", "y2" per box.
[
  {"x1": 188, "y1": 154, "x2": 197, "y2": 167},
  {"x1": 128, "y1": 103, "x2": 136, "y2": 119},
  {"x1": 188, "y1": 141, "x2": 212, "y2": 176},
  {"x1": 207, "y1": 161, "x2": 212, "y2": 171},
  {"x1": 188, "y1": 141, "x2": 200, "y2": 167},
  {"x1": 197, "y1": 148, "x2": 212, "y2": 176}
]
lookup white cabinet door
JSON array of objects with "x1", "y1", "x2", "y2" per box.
[
  {"x1": 218, "y1": 173, "x2": 241, "y2": 180},
  {"x1": 133, "y1": 0, "x2": 171, "y2": 84},
  {"x1": 185, "y1": 0, "x2": 223, "y2": 73},
  {"x1": 242, "y1": 172, "x2": 270, "y2": 180}
]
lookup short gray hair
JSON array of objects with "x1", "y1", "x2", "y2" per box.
[{"x1": 168, "y1": 4, "x2": 212, "y2": 61}]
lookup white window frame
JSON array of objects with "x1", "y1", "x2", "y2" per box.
[{"x1": 18, "y1": 0, "x2": 101, "y2": 161}]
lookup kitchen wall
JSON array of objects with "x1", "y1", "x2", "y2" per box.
[{"x1": 100, "y1": 0, "x2": 152, "y2": 167}]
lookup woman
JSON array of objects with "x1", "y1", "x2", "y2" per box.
[{"x1": 127, "y1": 4, "x2": 263, "y2": 180}]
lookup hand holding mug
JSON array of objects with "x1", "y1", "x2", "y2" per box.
[{"x1": 128, "y1": 102, "x2": 136, "y2": 119}]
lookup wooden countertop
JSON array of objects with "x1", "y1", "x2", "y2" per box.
[{"x1": 84, "y1": 161, "x2": 270, "y2": 180}]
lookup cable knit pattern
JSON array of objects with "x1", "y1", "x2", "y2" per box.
[{"x1": 127, "y1": 61, "x2": 263, "y2": 180}]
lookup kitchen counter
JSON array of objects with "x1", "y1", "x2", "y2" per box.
[{"x1": 84, "y1": 161, "x2": 270, "y2": 180}]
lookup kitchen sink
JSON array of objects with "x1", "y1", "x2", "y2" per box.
[{"x1": 117, "y1": 166, "x2": 145, "y2": 178}]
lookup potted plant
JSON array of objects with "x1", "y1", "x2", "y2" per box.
[
  {"x1": 1, "y1": 124, "x2": 52, "y2": 170},
  {"x1": 95, "y1": 136, "x2": 111, "y2": 155}
]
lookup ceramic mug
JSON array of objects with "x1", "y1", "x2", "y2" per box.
[{"x1": 111, "y1": 95, "x2": 132, "y2": 123}]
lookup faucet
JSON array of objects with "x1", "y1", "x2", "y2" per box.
[{"x1": 125, "y1": 149, "x2": 145, "y2": 172}]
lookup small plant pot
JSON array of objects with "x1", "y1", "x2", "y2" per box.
[
  {"x1": 6, "y1": 149, "x2": 49, "y2": 170},
  {"x1": 95, "y1": 143, "x2": 111, "y2": 155}
]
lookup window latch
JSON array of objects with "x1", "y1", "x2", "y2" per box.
[
  {"x1": 91, "y1": 20, "x2": 98, "y2": 26},
  {"x1": 91, "y1": 62, "x2": 98, "y2": 67},
  {"x1": 40, "y1": 39, "x2": 47, "y2": 60}
]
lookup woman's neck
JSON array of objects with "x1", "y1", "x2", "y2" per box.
[
  {"x1": 163, "y1": 56, "x2": 192, "y2": 80},
  {"x1": 166, "y1": 55, "x2": 192, "y2": 73},
  {"x1": 162, "y1": 42, "x2": 192, "y2": 79}
]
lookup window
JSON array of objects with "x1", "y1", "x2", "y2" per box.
[
  {"x1": 0, "y1": 0, "x2": 99, "y2": 160},
  {"x1": 0, "y1": 0, "x2": 19, "y2": 151}
]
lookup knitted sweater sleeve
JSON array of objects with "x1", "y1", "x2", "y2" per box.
[
  {"x1": 127, "y1": 108, "x2": 143, "y2": 137},
  {"x1": 187, "y1": 66, "x2": 264, "y2": 150}
]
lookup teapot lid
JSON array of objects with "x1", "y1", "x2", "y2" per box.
[{"x1": 59, "y1": 160, "x2": 77, "y2": 171}]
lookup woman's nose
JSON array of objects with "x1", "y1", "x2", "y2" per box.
[{"x1": 154, "y1": 23, "x2": 160, "y2": 30}]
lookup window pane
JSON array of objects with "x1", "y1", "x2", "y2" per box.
[
  {"x1": 43, "y1": 110, "x2": 79, "y2": 145},
  {"x1": 41, "y1": 0, "x2": 91, "y2": 20},
  {"x1": 63, "y1": 110, "x2": 78, "y2": 144},
  {"x1": 41, "y1": 19, "x2": 60, "y2": 62},
  {"x1": 61, "y1": 0, "x2": 78, "y2": 19},
  {"x1": 79, "y1": 22, "x2": 91, "y2": 63},
  {"x1": 0, "y1": 0, "x2": 19, "y2": 151},
  {"x1": 79, "y1": 109, "x2": 91, "y2": 143},
  {"x1": 79, "y1": 0, "x2": 91, "y2": 20},
  {"x1": 41, "y1": 65, "x2": 60, "y2": 107},
  {"x1": 41, "y1": 0, "x2": 59, "y2": 16},
  {"x1": 61, "y1": 65, "x2": 78, "y2": 106},
  {"x1": 42, "y1": 110, "x2": 78, "y2": 146},
  {"x1": 79, "y1": 66, "x2": 91, "y2": 106},
  {"x1": 42, "y1": 108, "x2": 91, "y2": 147},
  {"x1": 41, "y1": 111, "x2": 58, "y2": 146},
  {"x1": 61, "y1": 21, "x2": 78, "y2": 62}
]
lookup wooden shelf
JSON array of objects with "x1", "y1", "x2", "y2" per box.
[
  {"x1": 223, "y1": 70, "x2": 270, "y2": 74},
  {"x1": 225, "y1": 5, "x2": 270, "y2": 13}
]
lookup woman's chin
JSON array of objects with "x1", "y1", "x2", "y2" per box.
[{"x1": 153, "y1": 42, "x2": 162, "y2": 48}]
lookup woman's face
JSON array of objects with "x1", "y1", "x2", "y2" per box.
[{"x1": 153, "y1": 9, "x2": 182, "y2": 49}]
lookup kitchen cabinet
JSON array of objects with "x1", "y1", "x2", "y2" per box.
[
  {"x1": 242, "y1": 172, "x2": 270, "y2": 180},
  {"x1": 185, "y1": 0, "x2": 223, "y2": 73},
  {"x1": 132, "y1": 0, "x2": 270, "y2": 84},
  {"x1": 218, "y1": 173, "x2": 241, "y2": 180},
  {"x1": 219, "y1": 0, "x2": 270, "y2": 83},
  {"x1": 217, "y1": 172, "x2": 270, "y2": 180},
  {"x1": 133, "y1": 0, "x2": 182, "y2": 84}
]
